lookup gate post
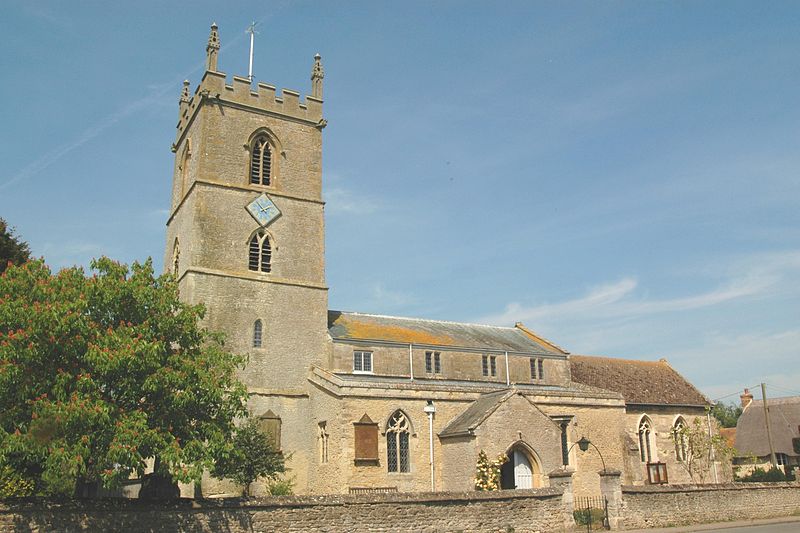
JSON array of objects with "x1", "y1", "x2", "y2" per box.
[
  {"x1": 548, "y1": 469, "x2": 575, "y2": 530},
  {"x1": 598, "y1": 469, "x2": 622, "y2": 530}
]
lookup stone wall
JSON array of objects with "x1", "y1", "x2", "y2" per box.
[
  {"x1": 0, "y1": 489, "x2": 569, "y2": 533},
  {"x1": 619, "y1": 482, "x2": 800, "y2": 529}
]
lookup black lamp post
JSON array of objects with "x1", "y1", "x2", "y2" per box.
[{"x1": 568, "y1": 436, "x2": 608, "y2": 473}]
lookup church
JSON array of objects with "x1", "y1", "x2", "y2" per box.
[{"x1": 164, "y1": 24, "x2": 715, "y2": 497}]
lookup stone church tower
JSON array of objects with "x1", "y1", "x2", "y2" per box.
[{"x1": 164, "y1": 23, "x2": 328, "y2": 493}]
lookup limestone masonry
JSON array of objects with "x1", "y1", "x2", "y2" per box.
[{"x1": 164, "y1": 23, "x2": 718, "y2": 498}]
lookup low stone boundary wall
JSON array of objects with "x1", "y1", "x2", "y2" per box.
[
  {"x1": 1, "y1": 488, "x2": 568, "y2": 533},
  {"x1": 619, "y1": 482, "x2": 800, "y2": 529}
]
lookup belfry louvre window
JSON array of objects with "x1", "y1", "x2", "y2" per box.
[
  {"x1": 248, "y1": 231, "x2": 272, "y2": 273},
  {"x1": 250, "y1": 136, "x2": 272, "y2": 186},
  {"x1": 386, "y1": 411, "x2": 411, "y2": 473}
]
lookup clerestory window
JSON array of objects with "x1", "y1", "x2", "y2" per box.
[
  {"x1": 353, "y1": 350, "x2": 372, "y2": 373},
  {"x1": 250, "y1": 135, "x2": 273, "y2": 186},
  {"x1": 248, "y1": 230, "x2": 272, "y2": 273},
  {"x1": 425, "y1": 351, "x2": 441, "y2": 374},
  {"x1": 386, "y1": 410, "x2": 411, "y2": 473}
]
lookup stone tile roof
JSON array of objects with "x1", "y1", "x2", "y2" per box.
[
  {"x1": 439, "y1": 389, "x2": 515, "y2": 437},
  {"x1": 569, "y1": 355, "x2": 709, "y2": 407},
  {"x1": 328, "y1": 311, "x2": 565, "y2": 355},
  {"x1": 735, "y1": 396, "x2": 800, "y2": 457}
]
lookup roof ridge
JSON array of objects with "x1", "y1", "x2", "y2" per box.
[
  {"x1": 329, "y1": 309, "x2": 519, "y2": 331},
  {"x1": 571, "y1": 354, "x2": 667, "y2": 365}
]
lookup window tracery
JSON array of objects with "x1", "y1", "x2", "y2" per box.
[
  {"x1": 249, "y1": 135, "x2": 272, "y2": 186},
  {"x1": 386, "y1": 410, "x2": 411, "y2": 473},
  {"x1": 673, "y1": 417, "x2": 688, "y2": 462},
  {"x1": 638, "y1": 416, "x2": 654, "y2": 463},
  {"x1": 248, "y1": 230, "x2": 272, "y2": 272}
]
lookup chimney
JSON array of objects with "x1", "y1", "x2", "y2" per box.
[{"x1": 740, "y1": 388, "x2": 754, "y2": 409}]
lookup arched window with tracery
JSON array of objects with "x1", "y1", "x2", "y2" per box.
[
  {"x1": 248, "y1": 230, "x2": 272, "y2": 273},
  {"x1": 253, "y1": 319, "x2": 263, "y2": 348},
  {"x1": 386, "y1": 411, "x2": 411, "y2": 473},
  {"x1": 638, "y1": 416, "x2": 654, "y2": 463},
  {"x1": 673, "y1": 417, "x2": 688, "y2": 462},
  {"x1": 249, "y1": 135, "x2": 272, "y2": 186}
]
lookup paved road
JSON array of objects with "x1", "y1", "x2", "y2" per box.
[
  {"x1": 706, "y1": 524, "x2": 800, "y2": 532},
  {"x1": 622, "y1": 517, "x2": 800, "y2": 533}
]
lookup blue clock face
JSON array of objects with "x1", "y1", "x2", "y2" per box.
[{"x1": 246, "y1": 193, "x2": 281, "y2": 227}]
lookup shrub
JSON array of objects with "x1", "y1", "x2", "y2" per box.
[
  {"x1": 736, "y1": 466, "x2": 795, "y2": 482},
  {"x1": 0, "y1": 465, "x2": 35, "y2": 498}
]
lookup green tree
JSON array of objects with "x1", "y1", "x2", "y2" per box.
[
  {"x1": 671, "y1": 417, "x2": 736, "y2": 483},
  {"x1": 710, "y1": 402, "x2": 743, "y2": 428},
  {"x1": 0, "y1": 218, "x2": 31, "y2": 274},
  {"x1": 212, "y1": 418, "x2": 285, "y2": 497},
  {"x1": 0, "y1": 258, "x2": 249, "y2": 496}
]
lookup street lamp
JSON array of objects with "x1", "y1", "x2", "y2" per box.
[
  {"x1": 568, "y1": 436, "x2": 607, "y2": 473},
  {"x1": 423, "y1": 400, "x2": 436, "y2": 491}
]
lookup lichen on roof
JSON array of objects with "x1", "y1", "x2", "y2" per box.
[{"x1": 328, "y1": 310, "x2": 563, "y2": 354}]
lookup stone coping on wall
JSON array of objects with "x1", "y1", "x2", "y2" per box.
[
  {"x1": 0, "y1": 487, "x2": 563, "y2": 512},
  {"x1": 622, "y1": 481, "x2": 800, "y2": 494}
]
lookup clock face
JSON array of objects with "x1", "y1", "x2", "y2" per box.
[{"x1": 246, "y1": 193, "x2": 281, "y2": 227}]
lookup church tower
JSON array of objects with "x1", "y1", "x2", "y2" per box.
[{"x1": 164, "y1": 24, "x2": 327, "y2": 494}]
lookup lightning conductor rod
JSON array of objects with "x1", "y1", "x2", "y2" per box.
[
  {"x1": 246, "y1": 21, "x2": 258, "y2": 82},
  {"x1": 761, "y1": 382, "x2": 778, "y2": 469}
]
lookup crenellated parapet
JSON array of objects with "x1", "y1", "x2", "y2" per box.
[{"x1": 174, "y1": 24, "x2": 324, "y2": 147}]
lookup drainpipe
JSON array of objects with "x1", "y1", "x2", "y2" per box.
[
  {"x1": 424, "y1": 400, "x2": 436, "y2": 491},
  {"x1": 504, "y1": 351, "x2": 510, "y2": 386},
  {"x1": 408, "y1": 343, "x2": 414, "y2": 381}
]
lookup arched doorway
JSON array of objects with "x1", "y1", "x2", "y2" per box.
[{"x1": 500, "y1": 444, "x2": 541, "y2": 489}]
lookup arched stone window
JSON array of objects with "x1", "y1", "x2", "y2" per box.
[
  {"x1": 249, "y1": 135, "x2": 273, "y2": 186},
  {"x1": 386, "y1": 411, "x2": 411, "y2": 473},
  {"x1": 172, "y1": 239, "x2": 180, "y2": 275},
  {"x1": 638, "y1": 416, "x2": 654, "y2": 463},
  {"x1": 248, "y1": 230, "x2": 272, "y2": 273},
  {"x1": 673, "y1": 417, "x2": 688, "y2": 462},
  {"x1": 253, "y1": 319, "x2": 263, "y2": 348}
]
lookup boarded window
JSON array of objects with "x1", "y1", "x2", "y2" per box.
[
  {"x1": 258, "y1": 409, "x2": 281, "y2": 450},
  {"x1": 354, "y1": 413, "x2": 379, "y2": 464}
]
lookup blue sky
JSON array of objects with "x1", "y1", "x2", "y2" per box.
[{"x1": 2, "y1": 1, "x2": 799, "y2": 402}]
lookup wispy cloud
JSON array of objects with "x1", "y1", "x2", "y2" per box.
[
  {"x1": 324, "y1": 187, "x2": 381, "y2": 215},
  {"x1": 479, "y1": 250, "x2": 800, "y2": 326},
  {"x1": 0, "y1": 25, "x2": 254, "y2": 192}
]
